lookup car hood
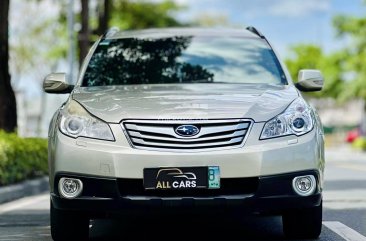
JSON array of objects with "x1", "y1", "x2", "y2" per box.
[{"x1": 72, "y1": 84, "x2": 299, "y2": 123}]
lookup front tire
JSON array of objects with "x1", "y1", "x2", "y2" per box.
[
  {"x1": 282, "y1": 201, "x2": 322, "y2": 239},
  {"x1": 50, "y1": 201, "x2": 89, "y2": 241}
]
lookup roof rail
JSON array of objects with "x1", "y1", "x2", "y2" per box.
[
  {"x1": 102, "y1": 27, "x2": 120, "y2": 39},
  {"x1": 246, "y1": 26, "x2": 265, "y2": 39}
]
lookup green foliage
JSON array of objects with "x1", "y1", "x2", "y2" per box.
[
  {"x1": 333, "y1": 15, "x2": 366, "y2": 41},
  {"x1": 35, "y1": 0, "x2": 187, "y2": 68},
  {"x1": 0, "y1": 131, "x2": 48, "y2": 186},
  {"x1": 286, "y1": 10, "x2": 366, "y2": 102},
  {"x1": 286, "y1": 44, "x2": 323, "y2": 82},
  {"x1": 285, "y1": 44, "x2": 344, "y2": 99},
  {"x1": 332, "y1": 14, "x2": 366, "y2": 101},
  {"x1": 109, "y1": 0, "x2": 186, "y2": 30},
  {"x1": 10, "y1": 2, "x2": 67, "y2": 76}
]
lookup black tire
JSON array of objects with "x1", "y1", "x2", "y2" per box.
[
  {"x1": 282, "y1": 202, "x2": 322, "y2": 239},
  {"x1": 50, "y1": 201, "x2": 89, "y2": 241}
]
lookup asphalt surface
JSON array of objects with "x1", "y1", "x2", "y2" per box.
[{"x1": 0, "y1": 147, "x2": 365, "y2": 241}]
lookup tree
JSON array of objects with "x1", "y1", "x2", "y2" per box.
[
  {"x1": 285, "y1": 44, "x2": 345, "y2": 99},
  {"x1": 332, "y1": 14, "x2": 366, "y2": 101},
  {"x1": 285, "y1": 9, "x2": 366, "y2": 136},
  {"x1": 78, "y1": 0, "x2": 90, "y2": 65},
  {"x1": 331, "y1": 13, "x2": 366, "y2": 134},
  {"x1": 77, "y1": 0, "x2": 185, "y2": 67},
  {"x1": 95, "y1": 0, "x2": 110, "y2": 36},
  {"x1": 109, "y1": 0, "x2": 185, "y2": 30},
  {"x1": 9, "y1": 2, "x2": 69, "y2": 136},
  {"x1": 0, "y1": 0, "x2": 17, "y2": 132},
  {"x1": 0, "y1": 0, "x2": 189, "y2": 133},
  {"x1": 285, "y1": 9, "x2": 366, "y2": 103}
]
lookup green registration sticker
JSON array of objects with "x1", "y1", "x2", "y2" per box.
[{"x1": 208, "y1": 166, "x2": 220, "y2": 189}]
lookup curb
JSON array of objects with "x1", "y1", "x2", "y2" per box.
[{"x1": 0, "y1": 176, "x2": 49, "y2": 204}]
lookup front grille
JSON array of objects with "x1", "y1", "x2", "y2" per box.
[
  {"x1": 122, "y1": 119, "x2": 251, "y2": 150},
  {"x1": 117, "y1": 178, "x2": 259, "y2": 197}
]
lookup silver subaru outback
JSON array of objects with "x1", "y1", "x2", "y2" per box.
[{"x1": 44, "y1": 27, "x2": 325, "y2": 241}]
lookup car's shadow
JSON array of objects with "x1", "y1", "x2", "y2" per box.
[{"x1": 90, "y1": 212, "x2": 285, "y2": 241}]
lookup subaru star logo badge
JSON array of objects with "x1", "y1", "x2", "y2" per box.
[{"x1": 175, "y1": 125, "x2": 200, "y2": 137}]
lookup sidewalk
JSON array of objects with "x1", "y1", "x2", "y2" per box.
[
  {"x1": 324, "y1": 145, "x2": 366, "y2": 209},
  {"x1": 0, "y1": 176, "x2": 49, "y2": 204}
]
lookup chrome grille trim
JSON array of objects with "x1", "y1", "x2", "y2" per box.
[
  {"x1": 122, "y1": 119, "x2": 252, "y2": 151},
  {"x1": 131, "y1": 136, "x2": 243, "y2": 148},
  {"x1": 125, "y1": 122, "x2": 249, "y2": 139},
  {"x1": 127, "y1": 130, "x2": 247, "y2": 142}
]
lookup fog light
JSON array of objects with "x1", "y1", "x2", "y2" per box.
[
  {"x1": 58, "y1": 177, "x2": 83, "y2": 199},
  {"x1": 292, "y1": 175, "x2": 316, "y2": 196}
]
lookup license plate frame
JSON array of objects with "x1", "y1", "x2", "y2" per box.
[{"x1": 143, "y1": 166, "x2": 220, "y2": 190}]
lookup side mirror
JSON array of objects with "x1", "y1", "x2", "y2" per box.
[
  {"x1": 43, "y1": 73, "x2": 74, "y2": 94},
  {"x1": 295, "y1": 69, "x2": 324, "y2": 92}
]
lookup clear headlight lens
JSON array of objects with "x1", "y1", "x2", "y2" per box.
[
  {"x1": 59, "y1": 100, "x2": 115, "y2": 141},
  {"x1": 260, "y1": 98, "x2": 314, "y2": 139}
]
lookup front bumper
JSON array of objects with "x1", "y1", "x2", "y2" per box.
[
  {"x1": 51, "y1": 170, "x2": 322, "y2": 216},
  {"x1": 49, "y1": 124, "x2": 324, "y2": 193}
]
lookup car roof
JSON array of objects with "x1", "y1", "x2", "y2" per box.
[{"x1": 104, "y1": 27, "x2": 261, "y2": 40}]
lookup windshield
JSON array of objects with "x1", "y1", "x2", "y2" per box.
[{"x1": 82, "y1": 36, "x2": 287, "y2": 86}]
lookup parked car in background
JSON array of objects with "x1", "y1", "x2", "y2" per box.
[{"x1": 44, "y1": 27, "x2": 325, "y2": 240}]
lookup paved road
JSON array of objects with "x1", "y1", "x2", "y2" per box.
[{"x1": 0, "y1": 148, "x2": 366, "y2": 241}]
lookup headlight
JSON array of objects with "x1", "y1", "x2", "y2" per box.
[
  {"x1": 260, "y1": 98, "x2": 314, "y2": 139},
  {"x1": 59, "y1": 100, "x2": 115, "y2": 141}
]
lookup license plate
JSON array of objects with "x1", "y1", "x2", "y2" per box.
[{"x1": 143, "y1": 166, "x2": 220, "y2": 190}]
